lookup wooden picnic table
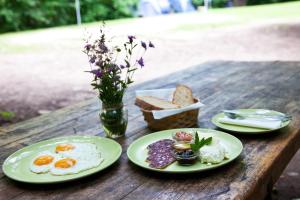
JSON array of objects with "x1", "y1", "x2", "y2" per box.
[{"x1": 0, "y1": 61, "x2": 300, "y2": 200}]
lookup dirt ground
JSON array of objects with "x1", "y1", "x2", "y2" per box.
[{"x1": 0, "y1": 14, "x2": 300, "y2": 199}]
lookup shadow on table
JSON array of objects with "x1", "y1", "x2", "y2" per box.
[
  {"x1": 214, "y1": 126, "x2": 291, "y2": 140},
  {"x1": 127, "y1": 156, "x2": 245, "y2": 180},
  {"x1": 4, "y1": 158, "x2": 122, "y2": 191}
]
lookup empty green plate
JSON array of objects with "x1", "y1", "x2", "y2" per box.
[
  {"x1": 127, "y1": 128, "x2": 243, "y2": 173},
  {"x1": 2, "y1": 135, "x2": 122, "y2": 184},
  {"x1": 211, "y1": 109, "x2": 291, "y2": 134}
]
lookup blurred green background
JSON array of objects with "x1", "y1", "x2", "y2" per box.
[
  {"x1": 0, "y1": 0, "x2": 138, "y2": 33},
  {"x1": 0, "y1": 0, "x2": 298, "y2": 33}
]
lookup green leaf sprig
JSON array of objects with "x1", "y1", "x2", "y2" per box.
[{"x1": 190, "y1": 132, "x2": 212, "y2": 153}]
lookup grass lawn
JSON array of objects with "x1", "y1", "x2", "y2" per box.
[
  {"x1": 1, "y1": 1, "x2": 300, "y2": 54},
  {"x1": 174, "y1": 1, "x2": 300, "y2": 30}
]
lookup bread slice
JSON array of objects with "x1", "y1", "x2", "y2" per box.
[
  {"x1": 135, "y1": 96, "x2": 180, "y2": 110},
  {"x1": 172, "y1": 85, "x2": 194, "y2": 107}
]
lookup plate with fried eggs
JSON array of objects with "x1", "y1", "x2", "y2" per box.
[{"x1": 2, "y1": 135, "x2": 122, "y2": 183}]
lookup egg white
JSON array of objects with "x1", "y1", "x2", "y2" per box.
[
  {"x1": 29, "y1": 151, "x2": 60, "y2": 174},
  {"x1": 50, "y1": 143, "x2": 104, "y2": 176},
  {"x1": 56, "y1": 143, "x2": 101, "y2": 161}
]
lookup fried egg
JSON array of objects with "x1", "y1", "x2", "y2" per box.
[
  {"x1": 50, "y1": 156, "x2": 103, "y2": 176},
  {"x1": 50, "y1": 142, "x2": 103, "y2": 175},
  {"x1": 30, "y1": 151, "x2": 59, "y2": 174}
]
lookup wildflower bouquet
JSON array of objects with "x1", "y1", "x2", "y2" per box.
[
  {"x1": 83, "y1": 26, "x2": 154, "y2": 107},
  {"x1": 83, "y1": 24, "x2": 154, "y2": 138}
]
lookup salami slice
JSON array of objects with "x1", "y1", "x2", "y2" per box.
[{"x1": 146, "y1": 139, "x2": 175, "y2": 169}]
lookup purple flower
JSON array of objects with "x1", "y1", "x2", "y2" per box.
[
  {"x1": 137, "y1": 57, "x2": 144, "y2": 67},
  {"x1": 120, "y1": 65, "x2": 125, "y2": 69},
  {"x1": 85, "y1": 44, "x2": 92, "y2": 51},
  {"x1": 90, "y1": 69, "x2": 102, "y2": 78},
  {"x1": 128, "y1": 35, "x2": 136, "y2": 43},
  {"x1": 89, "y1": 56, "x2": 96, "y2": 64},
  {"x1": 149, "y1": 41, "x2": 155, "y2": 48},
  {"x1": 99, "y1": 43, "x2": 108, "y2": 53},
  {"x1": 107, "y1": 67, "x2": 113, "y2": 73},
  {"x1": 141, "y1": 41, "x2": 147, "y2": 50},
  {"x1": 95, "y1": 60, "x2": 103, "y2": 67}
]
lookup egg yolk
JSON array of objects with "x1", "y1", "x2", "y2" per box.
[
  {"x1": 54, "y1": 158, "x2": 77, "y2": 168},
  {"x1": 34, "y1": 155, "x2": 54, "y2": 166},
  {"x1": 55, "y1": 144, "x2": 75, "y2": 153}
]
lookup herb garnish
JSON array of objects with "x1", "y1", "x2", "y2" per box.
[{"x1": 190, "y1": 132, "x2": 212, "y2": 153}]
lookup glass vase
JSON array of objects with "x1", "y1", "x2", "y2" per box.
[{"x1": 100, "y1": 103, "x2": 128, "y2": 138}]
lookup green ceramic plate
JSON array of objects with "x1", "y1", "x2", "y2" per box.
[
  {"x1": 211, "y1": 109, "x2": 291, "y2": 134},
  {"x1": 127, "y1": 128, "x2": 243, "y2": 173},
  {"x1": 2, "y1": 135, "x2": 122, "y2": 184}
]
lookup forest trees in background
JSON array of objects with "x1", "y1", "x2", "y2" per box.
[{"x1": 0, "y1": 0, "x2": 138, "y2": 33}]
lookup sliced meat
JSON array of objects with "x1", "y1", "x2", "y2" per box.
[
  {"x1": 148, "y1": 139, "x2": 174, "y2": 148},
  {"x1": 146, "y1": 139, "x2": 176, "y2": 169}
]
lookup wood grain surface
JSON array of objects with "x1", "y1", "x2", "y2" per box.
[{"x1": 0, "y1": 61, "x2": 300, "y2": 200}]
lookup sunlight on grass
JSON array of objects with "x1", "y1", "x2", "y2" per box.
[{"x1": 174, "y1": 1, "x2": 300, "y2": 31}]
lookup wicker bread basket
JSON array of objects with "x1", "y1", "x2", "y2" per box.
[{"x1": 140, "y1": 98, "x2": 200, "y2": 131}]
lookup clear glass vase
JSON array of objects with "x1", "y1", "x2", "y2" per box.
[{"x1": 100, "y1": 103, "x2": 128, "y2": 138}]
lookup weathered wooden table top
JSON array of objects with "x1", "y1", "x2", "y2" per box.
[{"x1": 1, "y1": 61, "x2": 300, "y2": 200}]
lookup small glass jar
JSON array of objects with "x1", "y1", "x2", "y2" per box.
[
  {"x1": 100, "y1": 103, "x2": 128, "y2": 138},
  {"x1": 173, "y1": 150, "x2": 199, "y2": 166}
]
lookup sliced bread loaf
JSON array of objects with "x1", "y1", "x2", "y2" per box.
[
  {"x1": 172, "y1": 85, "x2": 194, "y2": 107},
  {"x1": 135, "y1": 96, "x2": 180, "y2": 110}
]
